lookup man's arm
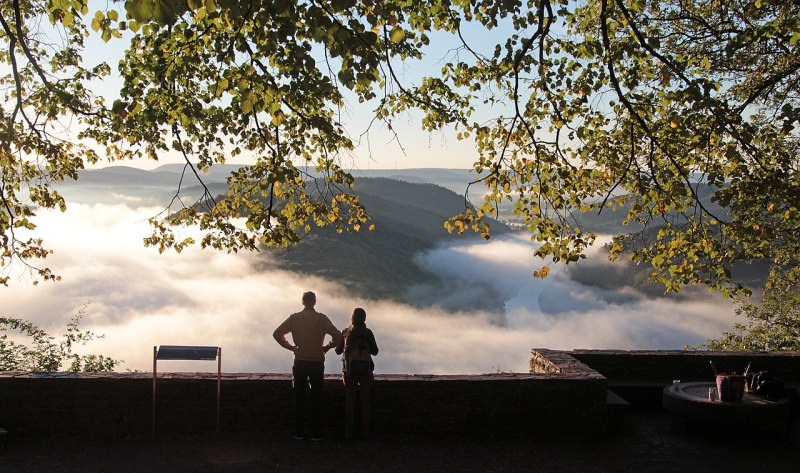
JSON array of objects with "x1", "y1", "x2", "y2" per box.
[
  {"x1": 272, "y1": 316, "x2": 297, "y2": 352},
  {"x1": 322, "y1": 318, "x2": 343, "y2": 353},
  {"x1": 334, "y1": 328, "x2": 346, "y2": 355}
]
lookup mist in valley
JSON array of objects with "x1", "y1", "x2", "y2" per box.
[
  {"x1": 0, "y1": 166, "x2": 735, "y2": 374},
  {"x1": 1, "y1": 175, "x2": 740, "y2": 374}
]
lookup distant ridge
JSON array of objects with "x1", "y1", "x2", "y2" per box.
[{"x1": 71, "y1": 164, "x2": 477, "y2": 194}]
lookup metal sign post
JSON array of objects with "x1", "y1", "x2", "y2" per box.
[{"x1": 152, "y1": 345, "x2": 222, "y2": 435}]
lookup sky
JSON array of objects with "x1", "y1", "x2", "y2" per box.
[
  {"x1": 73, "y1": 2, "x2": 518, "y2": 171},
  {"x1": 1, "y1": 199, "x2": 740, "y2": 375}
]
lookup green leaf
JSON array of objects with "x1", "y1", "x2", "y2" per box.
[
  {"x1": 125, "y1": 0, "x2": 154, "y2": 23},
  {"x1": 213, "y1": 85, "x2": 226, "y2": 100},
  {"x1": 153, "y1": 0, "x2": 178, "y2": 25},
  {"x1": 390, "y1": 27, "x2": 405, "y2": 44},
  {"x1": 241, "y1": 98, "x2": 253, "y2": 114},
  {"x1": 337, "y1": 69, "x2": 354, "y2": 85},
  {"x1": 362, "y1": 31, "x2": 378, "y2": 46},
  {"x1": 271, "y1": 112, "x2": 285, "y2": 126}
]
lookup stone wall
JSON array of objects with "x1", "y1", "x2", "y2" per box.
[
  {"x1": 0, "y1": 371, "x2": 607, "y2": 440},
  {"x1": 556, "y1": 349, "x2": 800, "y2": 406},
  {"x1": 569, "y1": 350, "x2": 800, "y2": 384},
  {"x1": 6, "y1": 350, "x2": 795, "y2": 439}
]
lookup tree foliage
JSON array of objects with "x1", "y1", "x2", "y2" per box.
[
  {"x1": 0, "y1": 304, "x2": 120, "y2": 372},
  {"x1": 1, "y1": 0, "x2": 798, "y2": 305},
  {"x1": 1, "y1": 0, "x2": 111, "y2": 284},
  {"x1": 697, "y1": 267, "x2": 800, "y2": 351}
]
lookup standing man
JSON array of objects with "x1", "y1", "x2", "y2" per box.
[{"x1": 273, "y1": 291, "x2": 342, "y2": 440}]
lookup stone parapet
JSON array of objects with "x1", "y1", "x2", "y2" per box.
[
  {"x1": 569, "y1": 349, "x2": 800, "y2": 384},
  {"x1": 0, "y1": 371, "x2": 607, "y2": 439},
  {"x1": 530, "y1": 349, "x2": 800, "y2": 407},
  {"x1": 530, "y1": 348, "x2": 603, "y2": 377}
]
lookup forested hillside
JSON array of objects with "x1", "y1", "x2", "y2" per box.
[{"x1": 267, "y1": 178, "x2": 510, "y2": 303}]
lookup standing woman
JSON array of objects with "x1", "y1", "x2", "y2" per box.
[{"x1": 335, "y1": 307, "x2": 379, "y2": 439}]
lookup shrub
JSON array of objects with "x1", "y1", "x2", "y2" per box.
[{"x1": 0, "y1": 304, "x2": 120, "y2": 372}]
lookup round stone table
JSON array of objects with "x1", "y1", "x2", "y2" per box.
[{"x1": 663, "y1": 381, "x2": 793, "y2": 427}]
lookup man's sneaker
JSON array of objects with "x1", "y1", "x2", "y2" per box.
[
  {"x1": 291, "y1": 432, "x2": 304, "y2": 441},
  {"x1": 310, "y1": 433, "x2": 326, "y2": 441}
]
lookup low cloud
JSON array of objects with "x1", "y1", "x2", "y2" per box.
[
  {"x1": 412, "y1": 234, "x2": 737, "y2": 350},
  {"x1": 1, "y1": 204, "x2": 739, "y2": 374}
]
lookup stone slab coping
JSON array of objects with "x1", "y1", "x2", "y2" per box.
[
  {"x1": 0, "y1": 371, "x2": 598, "y2": 381},
  {"x1": 530, "y1": 348, "x2": 605, "y2": 378},
  {"x1": 571, "y1": 349, "x2": 800, "y2": 357}
]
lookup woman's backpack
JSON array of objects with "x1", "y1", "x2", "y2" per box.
[{"x1": 343, "y1": 331, "x2": 372, "y2": 376}]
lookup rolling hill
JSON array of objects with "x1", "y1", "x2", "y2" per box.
[{"x1": 265, "y1": 177, "x2": 511, "y2": 305}]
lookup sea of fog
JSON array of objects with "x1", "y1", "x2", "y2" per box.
[{"x1": 1, "y1": 202, "x2": 739, "y2": 374}]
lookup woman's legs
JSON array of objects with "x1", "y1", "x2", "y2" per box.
[
  {"x1": 358, "y1": 375, "x2": 373, "y2": 437},
  {"x1": 343, "y1": 374, "x2": 358, "y2": 438},
  {"x1": 343, "y1": 373, "x2": 373, "y2": 438}
]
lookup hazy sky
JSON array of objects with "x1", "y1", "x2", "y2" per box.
[{"x1": 1, "y1": 201, "x2": 739, "y2": 374}]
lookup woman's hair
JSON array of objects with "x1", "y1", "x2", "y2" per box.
[
  {"x1": 347, "y1": 308, "x2": 368, "y2": 344},
  {"x1": 351, "y1": 307, "x2": 367, "y2": 326}
]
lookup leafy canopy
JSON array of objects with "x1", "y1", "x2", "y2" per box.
[{"x1": 1, "y1": 0, "x2": 798, "y2": 305}]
